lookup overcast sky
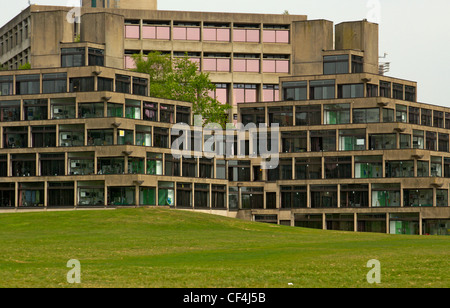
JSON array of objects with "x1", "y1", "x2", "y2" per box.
[{"x1": 2, "y1": 0, "x2": 449, "y2": 107}]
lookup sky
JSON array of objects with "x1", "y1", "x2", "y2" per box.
[{"x1": 1, "y1": 0, "x2": 450, "y2": 107}]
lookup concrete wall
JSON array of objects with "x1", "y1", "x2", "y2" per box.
[{"x1": 82, "y1": 0, "x2": 157, "y2": 10}]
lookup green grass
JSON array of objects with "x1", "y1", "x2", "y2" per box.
[{"x1": 0, "y1": 208, "x2": 448, "y2": 288}]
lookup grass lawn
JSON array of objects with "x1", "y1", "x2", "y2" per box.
[{"x1": 0, "y1": 207, "x2": 448, "y2": 288}]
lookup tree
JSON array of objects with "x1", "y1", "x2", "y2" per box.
[{"x1": 132, "y1": 51, "x2": 231, "y2": 128}]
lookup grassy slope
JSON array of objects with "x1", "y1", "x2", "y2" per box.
[{"x1": 0, "y1": 208, "x2": 448, "y2": 288}]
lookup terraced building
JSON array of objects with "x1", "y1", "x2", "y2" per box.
[{"x1": 0, "y1": 1, "x2": 448, "y2": 235}]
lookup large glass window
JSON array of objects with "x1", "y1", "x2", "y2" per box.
[
  {"x1": 68, "y1": 152, "x2": 95, "y2": 175},
  {"x1": 31, "y1": 125, "x2": 56, "y2": 148},
  {"x1": 323, "y1": 104, "x2": 350, "y2": 125},
  {"x1": 281, "y1": 186, "x2": 307, "y2": 209},
  {"x1": 61, "y1": 48, "x2": 85, "y2": 67},
  {"x1": 281, "y1": 131, "x2": 307, "y2": 153},
  {"x1": 338, "y1": 84, "x2": 364, "y2": 98},
  {"x1": 409, "y1": 107, "x2": 420, "y2": 124},
  {"x1": 4, "y1": 126, "x2": 28, "y2": 148},
  {"x1": 125, "y1": 99, "x2": 141, "y2": 119},
  {"x1": 212, "y1": 185, "x2": 226, "y2": 209},
  {"x1": 241, "y1": 107, "x2": 265, "y2": 126},
  {"x1": 18, "y1": 183, "x2": 44, "y2": 207},
  {"x1": 340, "y1": 184, "x2": 369, "y2": 208},
  {"x1": 16, "y1": 74, "x2": 40, "y2": 95},
  {"x1": 0, "y1": 183, "x2": 15, "y2": 207},
  {"x1": 160, "y1": 104, "x2": 174, "y2": 123},
  {"x1": 310, "y1": 185, "x2": 337, "y2": 208},
  {"x1": 153, "y1": 127, "x2": 169, "y2": 148},
  {"x1": 353, "y1": 108, "x2": 380, "y2": 124},
  {"x1": 182, "y1": 157, "x2": 197, "y2": 178},
  {"x1": 421, "y1": 109, "x2": 432, "y2": 126},
  {"x1": 354, "y1": 156, "x2": 383, "y2": 179},
  {"x1": 133, "y1": 77, "x2": 148, "y2": 96},
  {"x1": 51, "y1": 98, "x2": 76, "y2": 119},
  {"x1": 176, "y1": 106, "x2": 191, "y2": 125},
  {"x1": 11, "y1": 154, "x2": 35, "y2": 177},
  {"x1": 295, "y1": 157, "x2": 322, "y2": 180},
  {"x1": 116, "y1": 74, "x2": 131, "y2": 94},
  {"x1": 24, "y1": 99, "x2": 48, "y2": 121},
  {"x1": 194, "y1": 184, "x2": 210, "y2": 208},
  {"x1": 323, "y1": 55, "x2": 349, "y2": 75},
  {"x1": 128, "y1": 158, "x2": 144, "y2": 174},
  {"x1": 143, "y1": 102, "x2": 158, "y2": 122},
  {"x1": 107, "y1": 103, "x2": 123, "y2": 118},
  {"x1": 97, "y1": 157, "x2": 125, "y2": 175},
  {"x1": 88, "y1": 48, "x2": 104, "y2": 66},
  {"x1": 431, "y1": 156, "x2": 442, "y2": 177},
  {"x1": 413, "y1": 130, "x2": 424, "y2": 149},
  {"x1": 43, "y1": 73, "x2": 67, "y2": 93},
  {"x1": 69, "y1": 77, "x2": 94, "y2": 92},
  {"x1": 0, "y1": 100, "x2": 20, "y2": 122},
  {"x1": 372, "y1": 184, "x2": 401, "y2": 207},
  {"x1": 147, "y1": 153, "x2": 163, "y2": 175},
  {"x1": 88, "y1": 129, "x2": 114, "y2": 146},
  {"x1": 176, "y1": 183, "x2": 192, "y2": 208},
  {"x1": 108, "y1": 187, "x2": 135, "y2": 206},
  {"x1": 309, "y1": 80, "x2": 335, "y2": 100},
  {"x1": 380, "y1": 81, "x2": 391, "y2": 98},
  {"x1": 339, "y1": 129, "x2": 366, "y2": 151},
  {"x1": 393, "y1": 83, "x2": 404, "y2": 100},
  {"x1": 59, "y1": 124, "x2": 84, "y2": 147},
  {"x1": 283, "y1": 81, "x2": 307, "y2": 101},
  {"x1": 426, "y1": 131, "x2": 437, "y2": 151},
  {"x1": 40, "y1": 153, "x2": 65, "y2": 176},
  {"x1": 310, "y1": 130, "x2": 336, "y2": 152},
  {"x1": 79, "y1": 102, "x2": 104, "y2": 118},
  {"x1": 136, "y1": 125, "x2": 152, "y2": 147},
  {"x1": 77, "y1": 181, "x2": 105, "y2": 206},
  {"x1": 48, "y1": 182, "x2": 74, "y2": 207},
  {"x1": 140, "y1": 187, "x2": 156, "y2": 206},
  {"x1": 241, "y1": 187, "x2": 264, "y2": 209},
  {"x1": 324, "y1": 156, "x2": 352, "y2": 179},
  {"x1": 158, "y1": 181, "x2": 174, "y2": 206},
  {"x1": 268, "y1": 106, "x2": 293, "y2": 126},
  {"x1": 165, "y1": 154, "x2": 180, "y2": 177},
  {"x1": 385, "y1": 161, "x2": 414, "y2": 178},
  {"x1": 0, "y1": 76, "x2": 13, "y2": 96},
  {"x1": 98, "y1": 77, "x2": 113, "y2": 92},
  {"x1": 228, "y1": 160, "x2": 251, "y2": 181},
  {"x1": 369, "y1": 134, "x2": 396, "y2": 150},
  {"x1": 403, "y1": 189, "x2": 433, "y2": 207},
  {"x1": 296, "y1": 105, "x2": 321, "y2": 126}
]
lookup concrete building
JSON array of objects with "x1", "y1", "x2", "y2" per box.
[{"x1": 0, "y1": 1, "x2": 448, "y2": 235}]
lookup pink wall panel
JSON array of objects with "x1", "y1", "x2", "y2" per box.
[
  {"x1": 203, "y1": 58, "x2": 217, "y2": 71},
  {"x1": 246, "y1": 30, "x2": 260, "y2": 42},
  {"x1": 173, "y1": 27, "x2": 186, "y2": 40},
  {"x1": 276, "y1": 30, "x2": 290, "y2": 43},
  {"x1": 156, "y1": 27, "x2": 170, "y2": 39},
  {"x1": 263, "y1": 60, "x2": 276, "y2": 73},
  {"x1": 216, "y1": 88, "x2": 228, "y2": 104},
  {"x1": 263, "y1": 30, "x2": 276, "y2": 43},
  {"x1": 246, "y1": 59, "x2": 260, "y2": 72},
  {"x1": 216, "y1": 59, "x2": 230, "y2": 72},
  {"x1": 125, "y1": 25, "x2": 140, "y2": 39},
  {"x1": 233, "y1": 29, "x2": 246, "y2": 42},
  {"x1": 142, "y1": 26, "x2": 156, "y2": 39},
  {"x1": 186, "y1": 28, "x2": 200, "y2": 41},
  {"x1": 203, "y1": 28, "x2": 216, "y2": 41},
  {"x1": 124, "y1": 56, "x2": 136, "y2": 69},
  {"x1": 233, "y1": 59, "x2": 246, "y2": 72},
  {"x1": 217, "y1": 29, "x2": 230, "y2": 41},
  {"x1": 233, "y1": 88, "x2": 245, "y2": 105},
  {"x1": 276, "y1": 60, "x2": 289, "y2": 73},
  {"x1": 245, "y1": 89, "x2": 257, "y2": 103}
]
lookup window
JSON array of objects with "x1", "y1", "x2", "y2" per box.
[
  {"x1": 165, "y1": 154, "x2": 180, "y2": 177},
  {"x1": 176, "y1": 106, "x2": 191, "y2": 125},
  {"x1": 98, "y1": 77, "x2": 113, "y2": 92},
  {"x1": 366, "y1": 84, "x2": 378, "y2": 97},
  {"x1": 199, "y1": 158, "x2": 214, "y2": 178},
  {"x1": 262, "y1": 54, "x2": 289, "y2": 73},
  {"x1": 296, "y1": 105, "x2": 321, "y2": 126},
  {"x1": 59, "y1": 124, "x2": 84, "y2": 147},
  {"x1": 353, "y1": 108, "x2": 380, "y2": 124},
  {"x1": 433, "y1": 110, "x2": 444, "y2": 128},
  {"x1": 128, "y1": 157, "x2": 145, "y2": 174},
  {"x1": 11, "y1": 154, "x2": 35, "y2": 177},
  {"x1": 268, "y1": 106, "x2": 293, "y2": 126},
  {"x1": 79, "y1": 102, "x2": 104, "y2": 118},
  {"x1": 124, "y1": 20, "x2": 140, "y2": 39},
  {"x1": 338, "y1": 84, "x2": 364, "y2": 98},
  {"x1": 228, "y1": 160, "x2": 250, "y2": 181},
  {"x1": 194, "y1": 184, "x2": 210, "y2": 208},
  {"x1": 295, "y1": 157, "x2": 322, "y2": 180},
  {"x1": 0, "y1": 183, "x2": 15, "y2": 207},
  {"x1": 324, "y1": 156, "x2": 352, "y2": 179},
  {"x1": 228, "y1": 187, "x2": 239, "y2": 210},
  {"x1": 340, "y1": 184, "x2": 369, "y2": 208},
  {"x1": 445, "y1": 113, "x2": 450, "y2": 129},
  {"x1": 182, "y1": 157, "x2": 197, "y2": 178},
  {"x1": 142, "y1": 21, "x2": 170, "y2": 40},
  {"x1": 16, "y1": 74, "x2": 40, "y2": 95},
  {"x1": 47, "y1": 182, "x2": 74, "y2": 207},
  {"x1": 383, "y1": 108, "x2": 394, "y2": 123},
  {"x1": 400, "y1": 134, "x2": 411, "y2": 149},
  {"x1": 68, "y1": 152, "x2": 95, "y2": 175},
  {"x1": 436, "y1": 190, "x2": 448, "y2": 207},
  {"x1": 216, "y1": 160, "x2": 226, "y2": 180},
  {"x1": 241, "y1": 187, "x2": 264, "y2": 209},
  {"x1": 107, "y1": 103, "x2": 123, "y2": 117},
  {"x1": 69, "y1": 77, "x2": 94, "y2": 92},
  {"x1": 160, "y1": 104, "x2": 174, "y2": 123},
  {"x1": 153, "y1": 127, "x2": 169, "y2": 148},
  {"x1": 136, "y1": 125, "x2": 151, "y2": 147},
  {"x1": 421, "y1": 109, "x2": 432, "y2": 126},
  {"x1": 18, "y1": 183, "x2": 44, "y2": 207},
  {"x1": 369, "y1": 134, "x2": 396, "y2": 150},
  {"x1": 396, "y1": 105, "x2": 407, "y2": 123},
  {"x1": 324, "y1": 104, "x2": 350, "y2": 125},
  {"x1": 281, "y1": 131, "x2": 307, "y2": 153},
  {"x1": 40, "y1": 153, "x2": 65, "y2": 176},
  {"x1": 140, "y1": 187, "x2": 156, "y2": 206},
  {"x1": 125, "y1": 99, "x2": 141, "y2": 119},
  {"x1": 281, "y1": 186, "x2": 307, "y2": 209},
  {"x1": 210, "y1": 83, "x2": 229, "y2": 104},
  {"x1": 147, "y1": 153, "x2": 163, "y2": 175},
  {"x1": 51, "y1": 98, "x2": 76, "y2": 119},
  {"x1": 203, "y1": 53, "x2": 230, "y2": 72},
  {"x1": 282, "y1": 81, "x2": 307, "y2": 101},
  {"x1": 439, "y1": 133, "x2": 449, "y2": 152},
  {"x1": 24, "y1": 99, "x2": 48, "y2": 121},
  {"x1": 351, "y1": 55, "x2": 363, "y2": 73},
  {"x1": 385, "y1": 161, "x2": 414, "y2": 178},
  {"x1": 43, "y1": 73, "x2": 67, "y2": 93},
  {"x1": 133, "y1": 77, "x2": 148, "y2": 96},
  {"x1": 405, "y1": 86, "x2": 416, "y2": 102},
  {"x1": 176, "y1": 183, "x2": 192, "y2": 208},
  {"x1": 173, "y1": 22, "x2": 200, "y2": 41},
  {"x1": 404, "y1": 189, "x2": 433, "y2": 207},
  {"x1": 426, "y1": 131, "x2": 437, "y2": 151},
  {"x1": 212, "y1": 185, "x2": 226, "y2": 209},
  {"x1": 310, "y1": 130, "x2": 336, "y2": 152},
  {"x1": 31, "y1": 125, "x2": 56, "y2": 148},
  {"x1": 310, "y1": 80, "x2": 335, "y2": 100},
  {"x1": 77, "y1": 181, "x2": 104, "y2": 206},
  {"x1": 0, "y1": 76, "x2": 13, "y2": 96},
  {"x1": 97, "y1": 157, "x2": 124, "y2": 175},
  {"x1": 0, "y1": 100, "x2": 20, "y2": 121},
  {"x1": 262, "y1": 84, "x2": 280, "y2": 102},
  {"x1": 88, "y1": 129, "x2": 114, "y2": 146},
  {"x1": 108, "y1": 187, "x2": 135, "y2": 206},
  {"x1": 310, "y1": 185, "x2": 337, "y2": 208},
  {"x1": 323, "y1": 55, "x2": 349, "y2": 75},
  {"x1": 417, "y1": 160, "x2": 429, "y2": 177},
  {"x1": 116, "y1": 75, "x2": 131, "y2": 94},
  {"x1": 372, "y1": 184, "x2": 401, "y2": 207},
  {"x1": 431, "y1": 156, "x2": 442, "y2": 177},
  {"x1": 413, "y1": 130, "x2": 424, "y2": 149},
  {"x1": 143, "y1": 102, "x2": 158, "y2": 122},
  {"x1": 158, "y1": 182, "x2": 174, "y2": 206},
  {"x1": 4, "y1": 126, "x2": 27, "y2": 148},
  {"x1": 393, "y1": 83, "x2": 404, "y2": 100},
  {"x1": 240, "y1": 107, "x2": 265, "y2": 126},
  {"x1": 117, "y1": 129, "x2": 133, "y2": 145},
  {"x1": 339, "y1": 129, "x2": 366, "y2": 151},
  {"x1": 61, "y1": 48, "x2": 85, "y2": 67},
  {"x1": 233, "y1": 84, "x2": 258, "y2": 105},
  {"x1": 88, "y1": 48, "x2": 104, "y2": 66},
  {"x1": 355, "y1": 156, "x2": 382, "y2": 179},
  {"x1": 409, "y1": 107, "x2": 420, "y2": 124},
  {"x1": 233, "y1": 53, "x2": 260, "y2": 73},
  {"x1": 380, "y1": 81, "x2": 391, "y2": 98}
]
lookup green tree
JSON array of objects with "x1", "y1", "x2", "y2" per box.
[{"x1": 132, "y1": 51, "x2": 231, "y2": 128}]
